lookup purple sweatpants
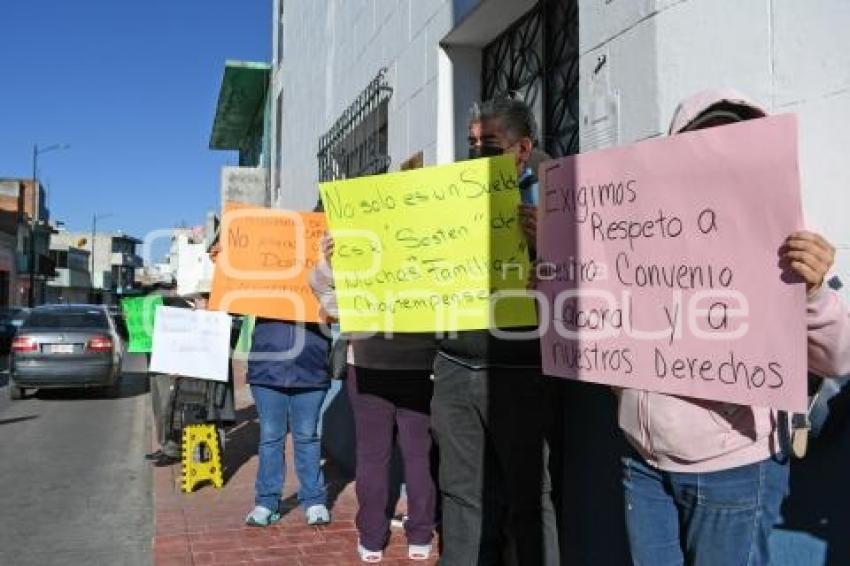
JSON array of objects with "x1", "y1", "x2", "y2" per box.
[{"x1": 347, "y1": 365, "x2": 437, "y2": 551}]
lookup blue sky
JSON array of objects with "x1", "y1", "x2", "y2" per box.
[{"x1": 0, "y1": 0, "x2": 270, "y2": 262}]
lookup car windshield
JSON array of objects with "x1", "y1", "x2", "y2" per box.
[{"x1": 24, "y1": 310, "x2": 108, "y2": 329}]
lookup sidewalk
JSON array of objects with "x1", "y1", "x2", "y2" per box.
[{"x1": 151, "y1": 364, "x2": 437, "y2": 565}]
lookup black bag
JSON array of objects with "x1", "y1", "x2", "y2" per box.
[
  {"x1": 782, "y1": 374, "x2": 850, "y2": 458},
  {"x1": 809, "y1": 376, "x2": 850, "y2": 438},
  {"x1": 328, "y1": 336, "x2": 348, "y2": 380}
]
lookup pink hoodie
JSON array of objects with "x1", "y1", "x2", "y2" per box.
[{"x1": 618, "y1": 89, "x2": 850, "y2": 472}]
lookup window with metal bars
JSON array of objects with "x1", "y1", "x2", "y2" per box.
[
  {"x1": 481, "y1": 0, "x2": 579, "y2": 158},
  {"x1": 317, "y1": 68, "x2": 393, "y2": 182}
]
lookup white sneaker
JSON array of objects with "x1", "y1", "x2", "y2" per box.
[
  {"x1": 408, "y1": 543, "x2": 432, "y2": 560},
  {"x1": 358, "y1": 542, "x2": 383, "y2": 563},
  {"x1": 245, "y1": 505, "x2": 281, "y2": 527},
  {"x1": 306, "y1": 504, "x2": 330, "y2": 526}
]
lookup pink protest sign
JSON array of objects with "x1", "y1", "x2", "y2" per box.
[{"x1": 538, "y1": 114, "x2": 806, "y2": 411}]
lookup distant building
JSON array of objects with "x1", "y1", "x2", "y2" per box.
[
  {"x1": 136, "y1": 228, "x2": 213, "y2": 295},
  {"x1": 52, "y1": 231, "x2": 142, "y2": 303},
  {"x1": 45, "y1": 243, "x2": 91, "y2": 304},
  {"x1": 136, "y1": 262, "x2": 173, "y2": 288},
  {"x1": 166, "y1": 227, "x2": 214, "y2": 295},
  {"x1": 0, "y1": 229, "x2": 18, "y2": 307},
  {"x1": 0, "y1": 178, "x2": 53, "y2": 306}
]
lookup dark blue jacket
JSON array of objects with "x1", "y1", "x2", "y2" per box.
[{"x1": 247, "y1": 319, "x2": 331, "y2": 389}]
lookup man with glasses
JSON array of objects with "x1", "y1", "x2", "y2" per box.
[
  {"x1": 467, "y1": 102, "x2": 484, "y2": 159},
  {"x1": 433, "y1": 98, "x2": 559, "y2": 565}
]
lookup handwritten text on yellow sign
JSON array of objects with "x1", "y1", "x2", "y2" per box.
[{"x1": 319, "y1": 156, "x2": 536, "y2": 332}]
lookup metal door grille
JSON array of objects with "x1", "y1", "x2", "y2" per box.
[{"x1": 482, "y1": 0, "x2": 579, "y2": 157}]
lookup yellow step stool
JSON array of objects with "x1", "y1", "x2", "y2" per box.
[{"x1": 181, "y1": 423, "x2": 224, "y2": 493}]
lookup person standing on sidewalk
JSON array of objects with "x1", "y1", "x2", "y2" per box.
[
  {"x1": 243, "y1": 315, "x2": 332, "y2": 527},
  {"x1": 618, "y1": 89, "x2": 850, "y2": 566},
  {"x1": 431, "y1": 98, "x2": 559, "y2": 566},
  {"x1": 145, "y1": 283, "x2": 196, "y2": 466},
  {"x1": 310, "y1": 236, "x2": 439, "y2": 563}
]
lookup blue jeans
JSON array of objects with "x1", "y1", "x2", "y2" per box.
[
  {"x1": 251, "y1": 384, "x2": 328, "y2": 511},
  {"x1": 624, "y1": 452, "x2": 789, "y2": 566}
]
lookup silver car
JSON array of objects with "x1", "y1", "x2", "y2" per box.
[{"x1": 8, "y1": 305, "x2": 123, "y2": 400}]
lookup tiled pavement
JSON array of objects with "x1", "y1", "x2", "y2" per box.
[{"x1": 152, "y1": 365, "x2": 438, "y2": 565}]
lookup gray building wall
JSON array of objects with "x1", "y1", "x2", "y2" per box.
[
  {"x1": 580, "y1": 0, "x2": 850, "y2": 300},
  {"x1": 274, "y1": 0, "x2": 461, "y2": 210},
  {"x1": 52, "y1": 232, "x2": 140, "y2": 293}
]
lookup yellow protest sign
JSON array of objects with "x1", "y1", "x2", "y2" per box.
[{"x1": 319, "y1": 156, "x2": 536, "y2": 332}]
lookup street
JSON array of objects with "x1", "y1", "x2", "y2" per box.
[{"x1": 0, "y1": 353, "x2": 152, "y2": 566}]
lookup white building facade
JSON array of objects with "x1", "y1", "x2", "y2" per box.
[
  {"x1": 272, "y1": 0, "x2": 850, "y2": 288},
  {"x1": 52, "y1": 231, "x2": 142, "y2": 302},
  {"x1": 166, "y1": 228, "x2": 215, "y2": 295},
  {"x1": 45, "y1": 243, "x2": 91, "y2": 304},
  {"x1": 270, "y1": 2, "x2": 850, "y2": 562}
]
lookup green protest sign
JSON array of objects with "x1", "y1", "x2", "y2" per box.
[{"x1": 121, "y1": 295, "x2": 163, "y2": 353}]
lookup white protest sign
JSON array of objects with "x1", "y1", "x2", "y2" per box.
[{"x1": 150, "y1": 306, "x2": 232, "y2": 382}]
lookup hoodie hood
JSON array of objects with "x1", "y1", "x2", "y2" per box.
[{"x1": 668, "y1": 88, "x2": 768, "y2": 134}]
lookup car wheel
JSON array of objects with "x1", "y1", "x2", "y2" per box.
[{"x1": 8, "y1": 379, "x2": 24, "y2": 400}]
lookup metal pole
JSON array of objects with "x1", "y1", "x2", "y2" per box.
[
  {"x1": 27, "y1": 143, "x2": 68, "y2": 307},
  {"x1": 91, "y1": 214, "x2": 96, "y2": 301},
  {"x1": 28, "y1": 145, "x2": 37, "y2": 307}
]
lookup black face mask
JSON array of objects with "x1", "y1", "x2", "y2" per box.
[{"x1": 468, "y1": 145, "x2": 504, "y2": 159}]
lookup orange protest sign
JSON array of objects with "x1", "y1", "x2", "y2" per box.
[{"x1": 209, "y1": 204, "x2": 326, "y2": 322}]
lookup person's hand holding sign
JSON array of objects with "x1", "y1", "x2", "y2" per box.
[
  {"x1": 314, "y1": 232, "x2": 338, "y2": 323},
  {"x1": 208, "y1": 242, "x2": 221, "y2": 264},
  {"x1": 518, "y1": 204, "x2": 538, "y2": 248},
  {"x1": 321, "y1": 233, "x2": 335, "y2": 267},
  {"x1": 783, "y1": 230, "x2": 835, "y2": 295},
  {"x1": 519, "y1": 204, "x2": 540, "y2": 292}
]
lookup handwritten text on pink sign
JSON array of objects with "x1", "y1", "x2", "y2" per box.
[{"x1": 538, "y1": 114, "x2": 806, "y2": 411}]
